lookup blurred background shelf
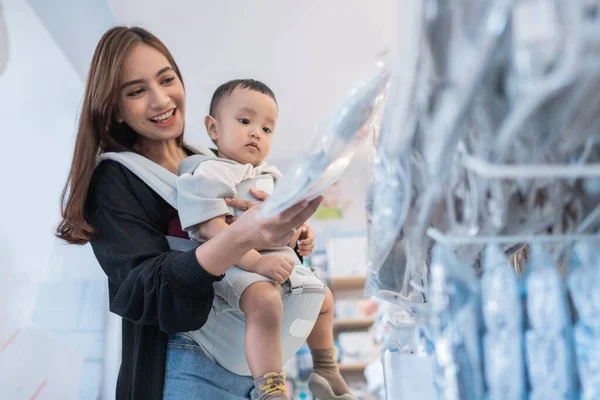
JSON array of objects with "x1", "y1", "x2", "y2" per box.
[
  {"x1": 339, "y1": 362, "x2": 368, "y2": 374},
  {"x1": 333, "y1": 317, "x2": 376, "y2": 333},
  {"x1": 329, "y1": 276, "x2": 367, "y2": 292}
]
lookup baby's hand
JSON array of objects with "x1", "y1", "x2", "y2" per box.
[
  {"x1": 297, "y1": 224, "x2": 316, "y2": 257},
  {"x1": 254, "y1": 255, "x2": 295, "y2": 284}
]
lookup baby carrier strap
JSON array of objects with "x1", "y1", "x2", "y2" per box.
[
  {"x1": 97, "y1": 151, "x2": 197, "y2": 251},
  {"x1": 97, "y1": 144, "x2": 215, "y2": 206},
  {"x1": 97, "y1": 151, "x2": 178, "y2": 208}
]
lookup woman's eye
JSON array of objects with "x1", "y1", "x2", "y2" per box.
[
  {"x1": 127, "y1": 88, "x2": 145, "y2": 97},
  {"x1": 239, "y1": 118, "x2": 250, "y2": 125},
  {"x1": 263, "y1": 127, "x2": 272, "y2": 133},
  {"x1": 162, "y1": 77, "x2": 175, "y2": 85}
]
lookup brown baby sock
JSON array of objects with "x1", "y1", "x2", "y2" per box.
[{"x1": 310, "y1": 348, "x2": 351, "y2": 396}]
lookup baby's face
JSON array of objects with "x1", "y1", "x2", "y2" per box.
[{"x1": 211, "y1": 88, "x2": 278, "y2": 165}]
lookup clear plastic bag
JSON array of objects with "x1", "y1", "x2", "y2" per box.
[
  {"x1": 258, "y1": 67, "x2": 389, "y2": 219},
  {"x1": 365, "y1": 0, "x2": 425, "y2": 302}
]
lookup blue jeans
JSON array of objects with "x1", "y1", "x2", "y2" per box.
[{"x1": 163, "y1": 333, "x2": 255, "y2": 400}]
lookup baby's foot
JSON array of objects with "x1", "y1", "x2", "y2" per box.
[
  {"x1": 308, "y1": 373, "x2": 357, "y2": 400},
  {"x1": 309, "y1": 349, "x2": 356, "y2": 399},
  {"x1": 253, "y1": 372, "x2": 289, "y2": 400}
]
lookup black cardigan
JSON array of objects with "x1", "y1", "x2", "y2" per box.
[{"x1": 86, "y1": 160, "x2": 223, "y2": 400}]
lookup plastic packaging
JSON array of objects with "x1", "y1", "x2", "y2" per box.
[
  {"x1": 524, "y1": 244, "x2": 576, "y2": 400},
  {"x1": 567, "y1": 242, "x2": 600, "y2": 400},
  {"x1": 428, "y1": 244, "x2": 484, "y2": 400},
  {"x1": 365, "y1": 146, "x2": 411, "y2": 302},
  {"x1": 365, "y1": 0, "x2": 517, "y2": 306},
  {"x1": 367, "y1": 0, "x2": 424, "y2": 276},
  {"x1": 481, "y1": 245, "x2": 526, "y2": 400},
  {"x1": 367, "y1": 105, "x2": 413, "y2": 283},
  {"x1": 423, "y1": 0, "x2": 514, "y2": 179},
  {"x1": 258, "y1": 67, "x2": 389, "y2": 220},
  {"x1": 495, "y1": 0, "x2": 580, "y2": 159}
]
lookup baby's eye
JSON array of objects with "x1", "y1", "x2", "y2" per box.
[
  {"x1": 263, "y1": 127, "x2": 272, "y2": 133},
  {"x1": 239, "y1": 118, "x2": 250, "y2": 125}
]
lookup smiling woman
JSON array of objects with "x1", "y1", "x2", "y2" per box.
[
  {"x1": 117, "y1": 46, "x2": 185, "y2": 141},
  {"x1": 114, "y1": 43, "x2": 188, "y2": 173}
]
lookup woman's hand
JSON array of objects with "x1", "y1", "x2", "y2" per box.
[
  {"x1": 224, "y1": 188, "x2": 269, "y2": 224},
  {"x1": 230, "y1": 196, "x2": 324, "y2": 251},
  {"x1": 196, "y1": 195, "x2": 323, "y2": 277}
]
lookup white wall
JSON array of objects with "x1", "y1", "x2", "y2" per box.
[
  {"x1": 26, "y1": 0, "x2": 115, "y2": 79},
  {"x1": 0, "y1": 1, "x2": 112, "y2": 398},
  {"x1": 0, "y1": 0, "x2": 85, "y2": 336}
]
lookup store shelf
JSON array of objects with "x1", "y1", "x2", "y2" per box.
[
  {"x1": 338, "y1": 362, "x2": 368, "y2": 374},
  {"x1": 329, "y1": 276, "x2": 367, "y2": 292},
  {"x1": 333, "y1": 317, "x2": 376, "y2": 332}
]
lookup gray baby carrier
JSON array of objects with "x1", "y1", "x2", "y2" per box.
[{"x1": 97, "y1": 147, "x2": 326, "y2": 376}]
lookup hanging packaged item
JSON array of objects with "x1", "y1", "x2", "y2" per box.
[
  {"x1": 368, "y1": 0, "x2": 424, "y2": 277},
  {"x1": 428, "y1": 244, "x2": 484, "y2": 400},
  {"x1": 567, "y1": 242, "x2": 600, "y2": 400},
  {"x1": 525, "y1": 244, "x2": 577, "y2": 400},
  {"x1": 481, "y1": 245, "x2": 526, "y2": 400},
  {"x1": 258, "y1": 67, "x2": 389, "y2": 220}
]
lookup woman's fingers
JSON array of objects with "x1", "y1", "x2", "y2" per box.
[
  {"x1": 233, "y1": 195, "x2": 322, "y2": 250},
  {"x1": 277, "y1": 195, "x2": 323, "y2": 225},
  {"x1": 285, "y1": 196, "x2": 324, "y2": 229},
  {"x1": 276, "y1": 200, "x2": 310, "y2": 222}
]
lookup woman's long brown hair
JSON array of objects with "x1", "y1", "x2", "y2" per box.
[{"x1": 57, "y1": 26, "x2": 184, "y2": 244}]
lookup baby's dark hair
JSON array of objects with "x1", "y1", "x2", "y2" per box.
[{"x1": 209, "y1": 79, "x2": 277, "y2": 117}]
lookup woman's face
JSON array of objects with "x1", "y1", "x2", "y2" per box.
[{"x1": 117, "y1": 43, "x2": 185, "y2": 143}]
